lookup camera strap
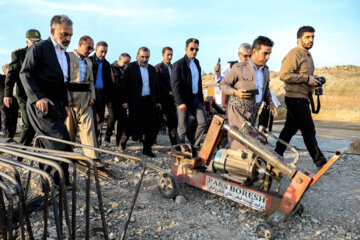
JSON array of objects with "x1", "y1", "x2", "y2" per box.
[{"x1": 309, "y1": 92, "x2": 321, "y2": 114}]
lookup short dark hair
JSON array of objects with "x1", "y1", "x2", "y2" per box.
[
  {"x1": 297, "y1": 26, "x2": 315, "y2": 39},
  {"x1": 137, "y1": 47, "x2": 150, "y2": 55},
  {"x1": 162, "y1": 47, "x2": 173, "y2": 54},
  {"x1": 119, "y1": 53, "x2": 131, "y2": 60},
  {"x1": 96, "y1": 41, "x2": 108, "y2": 48},
  {"x1": 186, "y1": 38, "x2": 199, "y2": 47},
  {"x1": 78, "y1": 35, "x2": 93, "y2": 45},
  {"x1": 50, "y1": 14, "x2": 72, "y2": 27},
  {"x1": 252, "y1": 36, "x2": 274, "y2": 51}
]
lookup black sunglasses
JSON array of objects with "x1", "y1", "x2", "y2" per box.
[
  {"x1": 190, "y1": 47, "x2": 199, "y2": 52},
  {"x1": 87, "y1": 46, "x2": 94, "y2": 51}
]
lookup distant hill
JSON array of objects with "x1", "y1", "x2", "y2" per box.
[{"x1": 202, "y1": 65, "x2": 360, "y2": 122}]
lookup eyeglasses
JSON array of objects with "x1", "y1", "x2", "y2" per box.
[
  {"x1": 241, "y1": 53, "x2": 251, "y2": 58},
  {"x1": 87, "y1": 46, "x2": 94, "y2": 51},
  {"x1": 190, "y1": 47, "x2": 199, "y2": 52}
]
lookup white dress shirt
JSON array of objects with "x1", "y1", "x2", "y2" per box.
[
  {"x1": 189, "y1": 59, "x2": 199, "y2": 94},
  {"x1": 139, "y1": 64, "x2": 150, "y2": 96},
  {"x1": 51, "y1": 38, "x2": 68, "y2": 82}
]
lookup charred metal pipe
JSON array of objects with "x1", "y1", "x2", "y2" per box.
[
  {"x1": 121, "y1": 162, "x2": 146, "y2": 240},
  {"x1": 0, "y1": 170, "x2": 26, "y2": 240},
  {"x1": 0, "y1": 145, "x2": 76, "y2": 240},
  {"x1": 223, "y1": 124, "x2": 297, "y2": 178},
  {"x1": 0, "y1": 156, "x2": 62, "y2": 239},
  {"x1": 0, "y1": 180, "x2": 14, "y2": 240},
  {"x1": 0, "y1": 161, "x2": 33, "y2": 240}
]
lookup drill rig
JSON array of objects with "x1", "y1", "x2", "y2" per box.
[{"x1": 157, "y1": 115, "x2": 347, "y2": 239}]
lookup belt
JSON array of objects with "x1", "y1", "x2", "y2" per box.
[{"x1": 67, "y1": 83, "x2": 90, "y2": 92}]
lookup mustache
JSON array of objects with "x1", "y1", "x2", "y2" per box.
[{"x1": 62, "y1": 41, "x2": 70, "y2": 46}]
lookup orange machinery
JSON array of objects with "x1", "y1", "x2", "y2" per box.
[{"x1": 157, "y1": 115, "x2": 346, "y2": 239}]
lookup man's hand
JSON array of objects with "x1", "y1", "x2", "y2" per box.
[
  {"x1": 234, "y1": 89, "x2": 252, "y2": 99},
  {"x1": 122, "y1": 103, "x2": 128, "y2": 109},
  {"x1": 88, "y1": 99, "x2": 94, "y2": 106},
  {"x1": 178, "y1": 103, "x2": 187, "y2": 111},
  {"x1": 307, "y1": 76, "x2": 321, "y2": 87},
  {"x1": 156, "y1": 103, "x2": 162, "y2": 111},
  {"x1": 214, "y1": 64, "x2": 221, "y2": 76},
  {"x1": 269, "y1": 103, "x2": 278, "y2": 117},
  {"x1": 36, "y1": 98, "x2": 54, "y2": 114},
  {"x1": 3, "y1": 97, "x2": 13, "y2": 108},
  {"x1": 68, "y1": 101, "x2": 73, "y2": 107}
]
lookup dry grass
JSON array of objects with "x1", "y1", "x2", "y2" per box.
[{"x1": 203, "y1": 65, "x2": 360, "y2": 122}]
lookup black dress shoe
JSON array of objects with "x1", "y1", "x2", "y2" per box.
[
  {"x1": 104, "y1": 135, "x2": 111, "y2": 143},
  {"x1": 143, "y1": 150, "x2": 156, "y2": 158}
]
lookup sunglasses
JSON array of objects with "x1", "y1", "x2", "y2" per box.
[
  {"x1": 190, "y1": 47, "x2": 199, "y2": 52},
  {"x1": 241, "y1": 53, "x2": 251, "y2": 58},
  {"x1": 87, "y1": 46, "x2": 94, "y2": 51}
]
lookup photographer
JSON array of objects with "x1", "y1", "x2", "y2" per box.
[{"x1": 275, "y1": 26, "x2": 327, "y2": 169}]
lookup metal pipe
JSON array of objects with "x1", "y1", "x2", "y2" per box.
[
  {"x1": 0, "y1": 180, "x2": 14, "y2": 240},
  {"x1": 0, "y1": 145, "x2": 76, "y2": 240},
  {"x1": 223, "y1": 124, "x2": 297, "y2": 178},
  {"x1": 0, "y1": 171, "x2": 26, "y2": 240},
  {"x1": 121, "y1": 162, "x2": 146, "y2": 240},
  {"x1": 0, "y1": 156, "x2": 62, "y2": 239}
]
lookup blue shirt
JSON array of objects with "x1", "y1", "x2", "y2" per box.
[
  {"x1": 250, "y1": 58, "x2": 264, "y2": 103},
  {"x1": 94, "y1": 56, "x2": 104, "y2": 89},
  {"x1": 189, "y1": 58, "x2": 199, "y2": 94},
  {"x1": 78, "y1": 53, "x2": 87, "y2": 83}
]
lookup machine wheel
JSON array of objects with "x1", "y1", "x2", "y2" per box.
[
  {"x1": 157, "y1": 172, "x2": 179, "y2": 199},
  {"x1": 256, "y1": 223, "x2": 274, "y2": 239}
]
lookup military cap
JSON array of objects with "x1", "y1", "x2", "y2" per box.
[{"x1": 26, "y1": 29, "x2": 41, "y2": 42}]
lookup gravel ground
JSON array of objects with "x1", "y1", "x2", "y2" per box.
[{"x1": 1, "y1": 130, "x2": 359, "y2": 240}]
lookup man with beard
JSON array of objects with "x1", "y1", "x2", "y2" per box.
[
  {"x1": 274, "y1": 26, "x2": 327, "y2": 169},
  {"x1": 122, "y1": 47, "x2": 161, "y2": 157},
  {"x1": 219, "y1": 36, "x2": 277, "y2": 150},
  {"x1": 20, "y1": 14, "x2": 73, "y2": 186},
  {"x1": 155, "y1": 47, "x2": 178, "y2": 147},
  {"x1": 65, "y1": 36, "x2": 104, "y2": 166}
]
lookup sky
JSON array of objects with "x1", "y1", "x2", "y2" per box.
[{"x1": 0, "y1": 0, "x2": 359, "y2": 74}]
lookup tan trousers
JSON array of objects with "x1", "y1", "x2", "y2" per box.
[{"x1": 65, "y1": 104, "x2": 98, "y2": 159}]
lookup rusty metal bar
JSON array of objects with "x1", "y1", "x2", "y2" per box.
[
  {"x1": 120, "y1": 162, "x2": 146, "y2": 240},
  {"x1": 0, "y1": 170, "x2": 26, "y2": 240},
  {"x1": 0, "y1": 156, "x2": 62, "y2": 239},
  {"x1": 224, "y1": 124, "x2": 298, "y2": 178},
  {"x1": 0, "y1": 180, "x2": 14, "y2": 240},
  {"x1": 0, "y1": 145, "x2": 76, "y2": 240}
]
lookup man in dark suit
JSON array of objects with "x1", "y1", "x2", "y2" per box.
[
  {"x1": 107, "y1": 53, "x2": 131, "y2": 149},
  {"x1": 122, "y1": 47, "x2": 161, "y2": 157},
  {"x1": 155, "y1": 47, "x2": 178, "y2": 146},
  {"x1": 89, "y1": 41, "x2": 112, "y2": 146},
  {"x1": 20, "y1": 14, "x2": 73, "y2": 186},
  {"x1": 172, "y1": 38, "x2": 207, "y2": 150},
  {"x1": 0, "y1": 63, "x2": 19, "y2": 142},
  {"x1": 4, "y1": 29, "x2": 41, "y2": 146}
]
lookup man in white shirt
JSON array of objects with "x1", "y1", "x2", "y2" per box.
[
  {"x1": 121, "y1": 47, "x2": 161, "y2": 157},
  {"x1": 214, "y1": 43, "x2": 252, "y2": 83}
]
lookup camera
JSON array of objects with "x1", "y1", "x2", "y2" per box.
[{"x1": 314, "y1": 77, "x2": 326, "y2": 95}]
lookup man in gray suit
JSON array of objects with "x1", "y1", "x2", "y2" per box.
[
  {"x1": 20, "y1": 14, "x2": 73, "y2": 186},
  {"x1": 219, "y1": 36, "x2": 277, "y2": 150}
]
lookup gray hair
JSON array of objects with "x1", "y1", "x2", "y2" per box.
[
  {"x1": 119, "y1": 53, "x2": 131, "y2": 60},
  {"x1": 238, "y1": 43, "x2": 252, "y2": 53},
  {"x1": 2, "y1": 64, "x2": 9, "y2": 72},
  {"x1": 50, "y1": 14, "x2": 73, "y2": 28}
]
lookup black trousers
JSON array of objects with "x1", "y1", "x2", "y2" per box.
[
  {"x1": 0, "y1": 97, "x2": 19, "y2": 139},
  {"x1": 275, "y1": 97, "x2": 326, "y2": 166},
  {"x1": 18, "y1": 98, "x2": 36, "y2": 146},
  {"x1": 130, "y1": 96, "x2": 157, "y2": 151},
  {"x1": 27, "y1": 100, "x2": 71, "y2": 185},
  {"x1": 155, "y1": 95, "x2": 178, "y2": 145},
  {"x1": 93, "y1": 89, "x2": 106, "y2": 144},
  {"x1": 106, "y1": 103, "x2": 131, "y2": 145}
]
